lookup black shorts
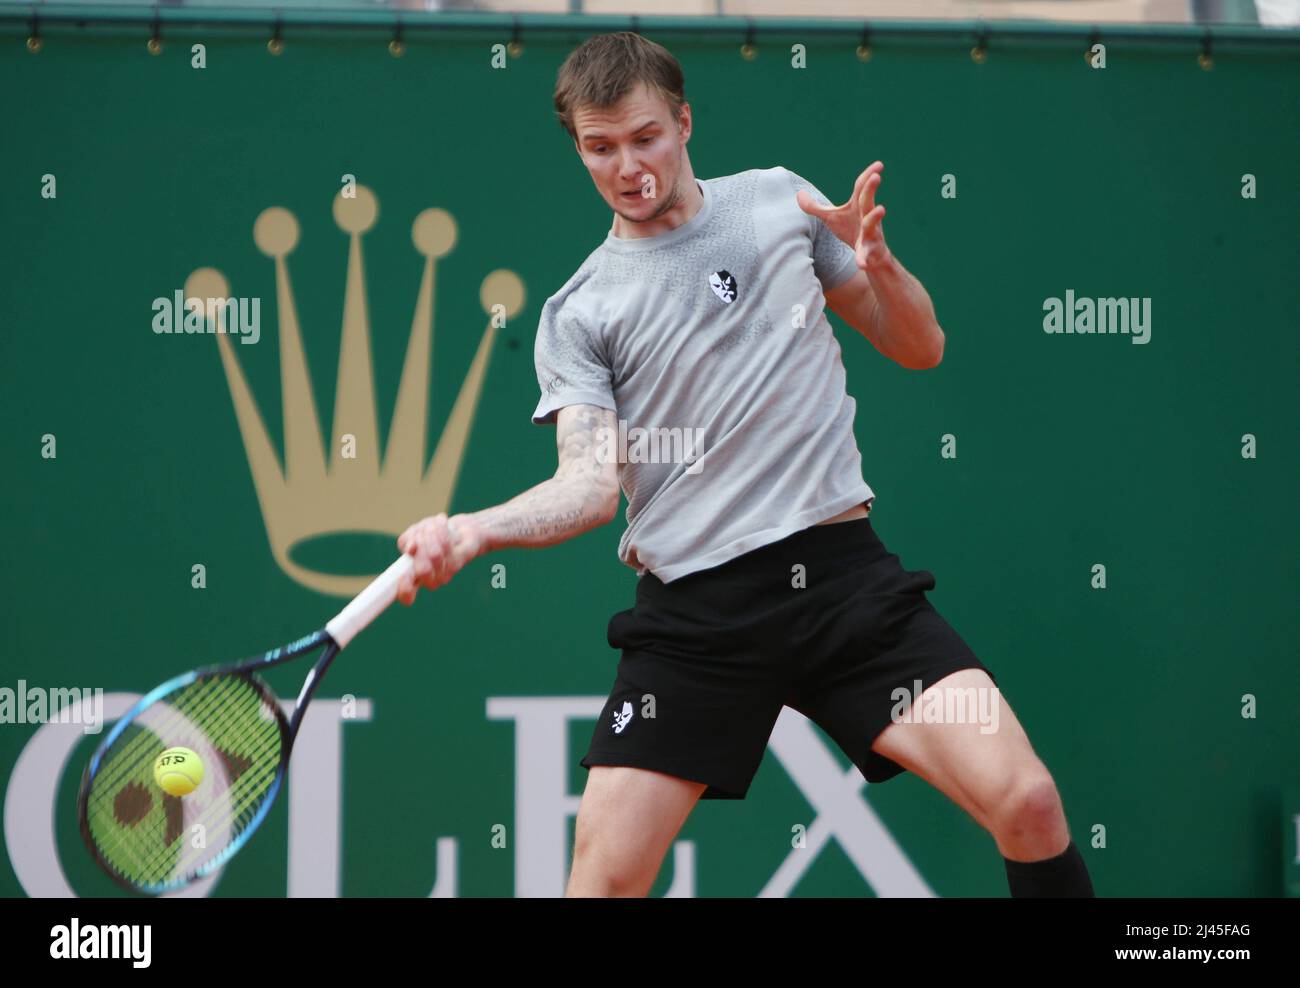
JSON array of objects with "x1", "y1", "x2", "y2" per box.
[{"x1": 581, "y1": 514, "x2": 996, "y2": 799}]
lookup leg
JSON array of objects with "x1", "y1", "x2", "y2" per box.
[
  {"x1": 871, "y1": 668, "x2": 1070, "y2": 862},
  {"x1": 566, "y1": 765, "x2": 706, "y2": 897}
]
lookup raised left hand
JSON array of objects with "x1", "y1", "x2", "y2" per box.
[{"x1": 796, "y1": 161, "x2": 892, "y2": 272}]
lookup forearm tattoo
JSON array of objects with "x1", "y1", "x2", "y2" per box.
[{"x1": 475, "y1": 405, "x2": 619, "y2": 550}]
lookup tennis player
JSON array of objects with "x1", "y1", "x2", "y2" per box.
[{"x1": 396, "y1": 32, "x2": 1094, "y2": 899}]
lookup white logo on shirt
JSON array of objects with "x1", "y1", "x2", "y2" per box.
[{"x1": 708, "y1": 270, "x2": 738, "y2": 304}]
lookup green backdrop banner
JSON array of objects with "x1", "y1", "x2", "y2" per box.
[{"x1": 1, "y1": 13, "x2": 1297, "y2": 897}]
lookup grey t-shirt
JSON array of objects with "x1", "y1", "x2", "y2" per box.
[{"x1": 531, "y1": 165, "x2": 876, "y2": 583}]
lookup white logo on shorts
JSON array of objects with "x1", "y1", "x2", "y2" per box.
[{"x1": 611, "y1": 701, "x2": 634, "y2": 735}]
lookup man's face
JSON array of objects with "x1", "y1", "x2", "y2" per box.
[{"x1": 572, "y1": 81, "x2": 691, "y2": 225}]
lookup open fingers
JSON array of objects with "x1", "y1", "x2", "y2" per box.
[
  {"x1": 858, "y1": 168, "x2": 883, "y2": 215},
  {"x1": 795, "y1": 188, "x2": 835, "y2": 221},
  {"x1": 855, "y1": 205, "x2": 887, "y2": 269},
  {"x1": 860, "y1": 203, "x2": 886, "y2": 239},
  {"x1": 849, "y1": 164, "x2": 874, "y2": 204}
]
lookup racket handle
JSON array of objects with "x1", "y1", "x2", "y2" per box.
[{"x1": 325, "y1": 554, "x2": 415, "y2": 649}]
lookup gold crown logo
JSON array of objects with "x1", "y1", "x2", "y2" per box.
[{"x1": 186, "y1": 186, "x2": 524, "y2": 596}]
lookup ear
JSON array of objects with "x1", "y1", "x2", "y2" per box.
[{"x1": 676, "y1": 102, "x2": 692, "y2": 143}]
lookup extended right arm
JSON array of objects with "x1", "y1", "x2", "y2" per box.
[
  {"x1": 395, "y1": 403, "x2": 620, "y2": 603},
  {"x1": 468, "y1": 402, "x2": 621, "y2": 550}
]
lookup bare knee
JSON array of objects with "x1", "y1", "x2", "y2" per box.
[
  {"x1": 567, "y1": 835, "x2": 658, "y2": 898},
  {"x1": 564, "y1": 767, "x2": 704, "y2": 898},
  {"x1": 987, "y1": 768, "x2": 1067, "y2": 849}
]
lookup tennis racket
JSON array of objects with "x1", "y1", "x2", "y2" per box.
[{"x1": 77, "y1": 553, "x2": 416, "y2": 895}]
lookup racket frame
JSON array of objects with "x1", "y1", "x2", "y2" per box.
[
  {"x1": 77, "y1": 553, "x2": 414, "y2": 894},
  {"x1": 76, "y1": 629, "x2": 339, "y2": 895}
]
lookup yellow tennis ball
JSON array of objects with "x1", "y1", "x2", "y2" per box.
[{"x1": 154, "y1": 747, "x2": 204, "y2": 797}]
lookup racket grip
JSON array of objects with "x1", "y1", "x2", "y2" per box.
[{"x1": 325, "y1": 554, "x2": 415, "y2": 649}]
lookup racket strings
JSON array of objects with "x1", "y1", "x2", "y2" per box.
[
  {"x1": 92, "y1": 675, "x2": 253, "y2": 794},
  {"x1": 89, "y1": 680, "x2": 259, "y2": 880},
  {"x1": 92, "y1": 677, "x2": 280, "y2": 884},
  {"x1": 92, "y1": 674, "x2": 272, "y2": 796},
  {"x1": 85, "y1": 673, "x2": 284, "y2": 889}
]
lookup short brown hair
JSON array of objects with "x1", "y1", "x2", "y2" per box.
[{"x1": 554, "y1": 32, "x2": 686, "y2": 141}]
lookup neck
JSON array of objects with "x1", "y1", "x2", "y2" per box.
[{"x1": 610, "y1": 167, "x2": 704, "y2": 240}]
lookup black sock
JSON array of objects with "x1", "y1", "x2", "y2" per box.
[{"x1": 1004, "y1": 840, "x2": 1095, "y2": 897}]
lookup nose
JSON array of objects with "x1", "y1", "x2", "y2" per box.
[{"x1": 617, "y1": 146, "x2": 641, "y2": 183}]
